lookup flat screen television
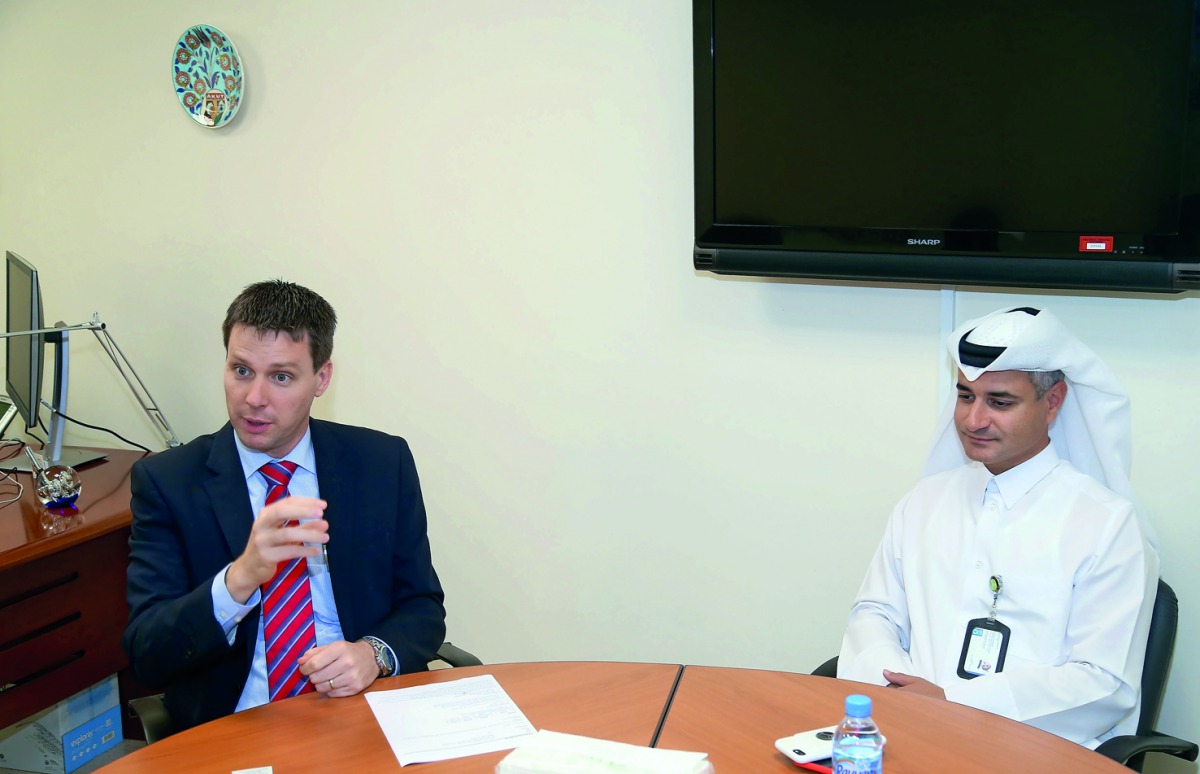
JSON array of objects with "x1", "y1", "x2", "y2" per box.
[
  {"x1": 6, "y1": 251, "x2": 43, "y2": 431},
  {"x1": 693, "y1": 1, "x2": 1200, "y2": 293},
  {"x1": 3, "y1": 251, "x2": 106, "y2": 471}
]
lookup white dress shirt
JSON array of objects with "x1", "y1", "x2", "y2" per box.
[
  {"x1": 839, "y1": 444, "x2": 1158, "y2": 749},
  {"x1": 208, "y1": 427, "x2": 347, "y2": 711}
]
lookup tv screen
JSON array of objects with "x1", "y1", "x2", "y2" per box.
[
  {"x1": 6, "y1": 251, "x2": 43, "y2": 431},
  {"x1": 693, "y1": 0, "x2": 1200, "y2": 293},
  {"x1": 0, "y1": 251, "x2": 109, "y2": 471}
]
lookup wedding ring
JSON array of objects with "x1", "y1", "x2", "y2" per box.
[{"x1": 329, "y1": 679, "x2": 336, "y2": 690}]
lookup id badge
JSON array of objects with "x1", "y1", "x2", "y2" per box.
[{"x1": 956, "y1": 617, "x2": 1010, "y2": 679}]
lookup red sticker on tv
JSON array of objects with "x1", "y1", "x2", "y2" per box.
[{"x1": 1079, "y1": 236, "x2": 1114, "y2": 252}]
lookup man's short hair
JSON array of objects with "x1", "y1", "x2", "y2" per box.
[
  {"x1": 1027, "y1": 369, "x2": 1065, "y2": 400},
  {"x1": 222, "y1": 279, "x2": 337, "y2": 369}
]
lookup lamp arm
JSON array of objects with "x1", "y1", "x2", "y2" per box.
[
  {"x1": 0, "y1": 319, "x2": 103, "y2": 338},
  {"x1": 85, "y1": 315, "x2": 181, "y2": 449},
  {"x1": 4, "y1": 313, "x2": 182, "y2": 450}
]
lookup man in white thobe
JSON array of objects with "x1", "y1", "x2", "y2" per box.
[{"x1": 838, "y1": 306, "x2": 1158, "y2": 750}]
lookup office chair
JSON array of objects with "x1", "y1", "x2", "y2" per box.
[
  {"x1": 434, "y1": 641, "x2": 482, "y2": 668},
  {"x1": 810, "y1": 580, "x2": 1197, "y2": 771},
  {"x1": 128, "y1": 641, "x2": 481, "y2": 744},
  {"x1": 1094, "y1": 580, "x2": 1197, "y2": 771},
  {"x1": 811, "y1": 655, "x2": 838, "y2": 678}
]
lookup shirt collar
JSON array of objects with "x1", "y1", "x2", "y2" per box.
[
  {"x1": 979, "y1": 442, "x2": 1061, "y2": 508},
  {"x1": 232, "y1": 425, "x2": 316, "y2": 480}
]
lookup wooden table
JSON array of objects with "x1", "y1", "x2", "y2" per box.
[
  {"x1": 99, "y1": 662, "x2": 682, "y2": 773},
  {"x1": 96, "y1": 662, "x2": 1131, "y2": 773},
  {"x1": 656, "y1": 665, "x2": 1131, "y2": 772},
  {"x1": 0, "y1": 449, "x2": 142, "y2": 730}
]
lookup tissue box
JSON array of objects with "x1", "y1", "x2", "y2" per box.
[{"x1": 0, "y1": 675, "x2": 123, "y2": 774}]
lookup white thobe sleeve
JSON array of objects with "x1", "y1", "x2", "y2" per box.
[
  {"x1": 944, "y1": 508, "x2": 1157, "y2": 748},
  {"x1": 837, "y1": 495, "x2": 916, "y2": 684}
]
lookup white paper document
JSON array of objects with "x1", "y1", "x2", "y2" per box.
[
  {"x1": 364, "y1": 674, "x2": 537, "y2": 766},
  {"x1": 497, "y1": 730, "x2": 713, "y2": 774}
]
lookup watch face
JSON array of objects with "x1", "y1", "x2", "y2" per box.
[{"x1": 365, "y1": 637, "x2": 393, "y2": 676}]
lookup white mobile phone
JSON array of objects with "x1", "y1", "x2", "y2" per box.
[{"x1": 775, "y1": 725, "x2": 837, "y2": 764}]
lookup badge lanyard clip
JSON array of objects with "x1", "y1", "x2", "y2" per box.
[{"x1": 987, "y1": 575, "x2": 1003, "y2": 623}]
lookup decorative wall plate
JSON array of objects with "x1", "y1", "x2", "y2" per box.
[{"x1": 173, "y1": 25, "x2": 243, "y2": 128}]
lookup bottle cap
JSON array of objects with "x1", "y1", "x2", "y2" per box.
[{"x1": 845, "y1": 694, "x2": 872, "y2": 718}]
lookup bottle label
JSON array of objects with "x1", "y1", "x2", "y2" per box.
[{"x1": 833, "y1": 753, "x2": 882, "y2": 774}]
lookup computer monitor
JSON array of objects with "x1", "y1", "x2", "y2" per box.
[
  {"x1": 2, "y1": 251, "x2": 106, "y2": 472},
  {"x1": 5, "y1": 251, "x2": 43, "y2": 432}
]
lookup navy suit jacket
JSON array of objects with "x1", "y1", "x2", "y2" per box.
[{"x1": 123, "y1": 419, "x2": 446, "y2": 730}]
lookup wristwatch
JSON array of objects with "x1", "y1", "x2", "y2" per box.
[{"x1": 360, "y1": 636, "x2": 396, "y2": 678}]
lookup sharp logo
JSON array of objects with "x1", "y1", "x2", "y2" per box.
[{"x1": 907, "y1": 238, "x2": 941, "y2": 246}]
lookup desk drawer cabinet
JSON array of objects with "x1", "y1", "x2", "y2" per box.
[{"x1": 0, "y1": 528, "x2": 130, "y2": 730}]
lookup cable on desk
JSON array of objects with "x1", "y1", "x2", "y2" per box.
[{"x1": 0, "y1": 439, "x2": 24, "y2": 506}]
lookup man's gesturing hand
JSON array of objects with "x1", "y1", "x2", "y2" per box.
[{"x1": 226, "y1": 497, "x2": 328, "y2": 603}]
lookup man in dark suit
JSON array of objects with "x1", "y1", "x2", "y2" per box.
[{"x1": 123, "y1": 280, "x2": 445, "y2": 731}]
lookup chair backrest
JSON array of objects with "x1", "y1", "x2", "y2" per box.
[{"x1": 1137, "y1": 578, "x2": 1177, "y2": 736}]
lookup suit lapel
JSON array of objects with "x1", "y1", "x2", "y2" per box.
[{"x1": 203, "y1": 424, "x2": 256, "y2": 560}]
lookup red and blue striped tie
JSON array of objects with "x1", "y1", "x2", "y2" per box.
[{"x1": 258, "y1": 461, "x2": 317, "y2": 701}]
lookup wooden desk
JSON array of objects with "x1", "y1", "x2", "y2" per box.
[
  {"x1": 99, "y1": 662, "x2": 683, "y2": 773},
  {"x1": 0, "y1": 449, "x2": 142, "y2": 730},
  {"x1": 655, "y1": 665, "x2": 1131, "y2": 772},
  {"x1": 98, "y1": 662, "x2": 1131, "y2": 773}
]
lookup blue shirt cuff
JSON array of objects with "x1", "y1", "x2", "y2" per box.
[{"x1": 211, "y1": 564, "x2": 260, "y2": 643}]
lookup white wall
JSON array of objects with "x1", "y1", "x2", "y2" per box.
[{"x1": 1, "y1": 3, "x2": 1195, "y2": 769}]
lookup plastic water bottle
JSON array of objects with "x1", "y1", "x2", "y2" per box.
[{"x1": 831, "y1": 694, "x2": 884, "y2": 774}]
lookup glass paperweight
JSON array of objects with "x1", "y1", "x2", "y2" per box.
[
  {"x1": 36, "y1": 465, "x2": 83, "y2": 508},
  {"x1": 24, "y1": 447, "x2": 83, "y2": 508}
]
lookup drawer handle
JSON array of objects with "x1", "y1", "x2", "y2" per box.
[
  {"x1": 0, "y1": 649, "x2": 85, "y2": 694},
  {"x1": 0, "y1": 612, "x2": 83, "y2": 652},
  {"x1": 0, "y1": 571, "x2": 80, "y2": 610}
]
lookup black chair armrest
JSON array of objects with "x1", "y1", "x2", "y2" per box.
[
  {"x1": 436, "y1": 641, "x2": 483, "y2": 667},
  {"x1": 128, "y1": 693, "x2": 175, "y2": 745},
  {"x1": 1095, "y1": 731, "x2": 1199, "y2": 767},
  {"x1": 811, "y1": 656, "x2": 839, "y2": 678}
]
